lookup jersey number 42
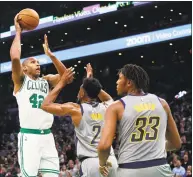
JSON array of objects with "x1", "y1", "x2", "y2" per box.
[{"x1": 29, "y1": 93, "x2": 44, "y2": 108}]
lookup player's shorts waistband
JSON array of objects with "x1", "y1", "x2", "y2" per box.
[
  {"x1": 79, "y1": 156, "x2": 90, "y2": 163},
  {"x1": 119, "y1": 158, "x2": 167, "y2": 169},
  {"x1": 20, "y1": 128, "x2": 51, "y2": 134}
]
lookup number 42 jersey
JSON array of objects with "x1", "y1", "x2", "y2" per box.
[
  {"x1": 118, "y1": 93, "x2": 167, "y2": 164},
  {"x1": 13, "y1": 75, "x2": 53, "y2": 129}
]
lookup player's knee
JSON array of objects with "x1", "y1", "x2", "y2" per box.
[{"x1": 41, "y1": 172, "x2": 59, "y2": 177}]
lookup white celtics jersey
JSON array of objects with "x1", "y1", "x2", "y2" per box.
[{"x1": 13, "y1": 75, "x2": 54, "y2": 129}]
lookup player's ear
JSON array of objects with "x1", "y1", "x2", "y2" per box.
[
  {"x1": 22, "y1": 65, "x2": 27, "y2": 72},
  {"x1": 126, "y1": 79, "x2": 132, "y2": 88}
]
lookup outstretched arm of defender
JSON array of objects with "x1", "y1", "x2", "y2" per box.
[
  {"x1": 43, "y1": 34, "x2": 67, "y2": 88},
  {"x1": 10, "y1": 14, "x2": 24, "y2": 86},
  {"x1": 85, "y1": 63, "x2": 113, "y2": 102},
  {"x1": 41, "y1": 68, "x2": 74, "y2": 110},
  {"x1": 41, "y1": 68, "x2": 81, "y2": 126}
]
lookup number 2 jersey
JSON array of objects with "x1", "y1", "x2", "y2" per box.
[
  {"x1": 118, "y1": 93, "x2": 167, "y2": 164},
  {"x1": 75, "y1": 101, "x2": 115, "y2": 158},
  {"x1": 13, "y1": 75, "x2": 53, "y2": 129}
]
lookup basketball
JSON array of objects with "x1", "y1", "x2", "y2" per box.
[{"x1": 17, "y1": 8, "x2": 39, "y2": 30}]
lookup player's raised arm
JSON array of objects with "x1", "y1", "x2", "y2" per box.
[
  {"x1": 42, "y1": 34, "x2": 67, "y2": 88},
  {"x1": 41, "y1": 68, "x2": 81, "y2": 126},
  {"x1": 41, "y1": 67, "x2": 74, "y2": 112},
  {"x1": 10, "y1": 14, "x2": 24, "y2": 87},
  {"x1": 98, "y1": 90, "x2": 113, "y2": 103},
  {"x1": 160, "y1": 98, "x2": 181, "y2": 151},
  {"x1": 85, "y1": 63, "x2": 113, "y2": 102}
]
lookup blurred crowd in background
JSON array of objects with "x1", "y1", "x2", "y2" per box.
[
  {"x1": 0, "y1": 1, "x2": 192, "y2": 177},
  {"x1": 0, "y1": 90, "x2": 192, "y2": 177}
]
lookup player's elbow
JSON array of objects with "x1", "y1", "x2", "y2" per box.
[
  {"x1": 98, "y1": 140, "x2": 111, "y2": 152},
  {"x1": 168, "y1": 138, "x2": 182, "y2": 150},
  {"x1": 40, "y1": 102, "x2": 48, "y2": 111},
  {"x1": 174, "y1": 140, "x2": 182, "y2": 150}
]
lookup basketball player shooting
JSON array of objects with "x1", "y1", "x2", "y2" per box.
[
  {"x1": 98, "y1": 64, "x2": 181, "y2": 177},
  {"x1": 10, "y1": 14, "x2": 74, "y2": 177},
  {"x1": 41, "y1": 63, "x2": 118, "y2": 177}
]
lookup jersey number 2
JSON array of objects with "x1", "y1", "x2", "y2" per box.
[
  {"x1": 130, "y1": 116, "x2": 160, "y2": 142},
  {"x1": 91, "y1": 125, "x2": 101, "y2": 145},
  {"x1": 29, "y1": 93, "x2": 44, "y2": 108}
]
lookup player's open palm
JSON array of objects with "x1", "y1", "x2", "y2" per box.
[
  {"x1": 43, "y1": 34, "x2": 54, "y2": 57},
  {"x1": 85, "y1": 63, "x2": 93, "y2": 78},
  {"x1": 61, "y1": 67, "x2": 75, "y2": 85}
]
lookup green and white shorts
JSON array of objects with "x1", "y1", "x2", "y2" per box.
[{"x1": 18, "y1": 128, "x2": 59, "y2": 177}]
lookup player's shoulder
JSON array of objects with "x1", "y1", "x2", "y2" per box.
[
  {"x1": 101, "y1": 99, "x2": 114, "y2": 107},
  {"x1": 42, "y1": 74, "x2": 50, "y2": 81},
  {"x1": 157, "y1": 97, "x2": 168, "y2": 106},
  {"x1": 157, "y1": 97, "x2": 170, "y2": 113},
  {"x1": 66, "y1": 102, "x2": 80, "y2": 108},
  {"x1": 106, "y1": 100, "x2": 125, "y2": 120},
  {"x1": 42, "y1": 74, "x2": 59, "y2": 80},
  {"x1": 107, "y1": 100, "x2": 124, "y2": 110},
  {"x1": 62, "y1": 102, "x2": 81, "y2": 117}
]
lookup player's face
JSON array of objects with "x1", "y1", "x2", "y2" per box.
[
  {"x1": 24, "y1": 58, "x2": 40, "y2": 77},
  {"x1": 116, "y1": 73, "x2": 130, "y2": 96}
]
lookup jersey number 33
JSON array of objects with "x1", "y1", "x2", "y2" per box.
[{"x1": 130, "y1": 116, "x2": 160, "y2": 143}]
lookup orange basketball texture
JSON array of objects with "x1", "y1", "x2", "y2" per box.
[{"x1": 18, "y1": 9, "x2": 39, "y2": 30}]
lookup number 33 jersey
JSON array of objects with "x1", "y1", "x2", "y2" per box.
[
  {"x1": 118, "y1": 93, "x2": 167, "y2": 164},
  {"x1": 75, "y1": 101, "x2": 115, "y2": 158},
  {"x1": 13, "y1": 75, "x2": 54, "y2": 129}
]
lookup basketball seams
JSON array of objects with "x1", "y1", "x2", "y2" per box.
[
  {"x1": 19, "y1": 20, "x2": 37, "y2": 29},
  {"x1": 18, "y1": 14, "x2": 39, "y2": 22},
  {"x1": 17, "y1": 9, "x2": 39, "y2": 30}
]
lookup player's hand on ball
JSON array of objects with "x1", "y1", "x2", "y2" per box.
[
  {"x1": 85, "y1": 63, "x2": 93, "y2": 78},
  {"x1": 14, "y1": 14, "x2": 22, "y2": 33},
  {"x1": 43, "y1": 34, "x2": 54, "y2": 57},
  {"x1": 61, "y1": 67, "x2": 75, "y2": 85},
  {"x1": 99, "y1": 161, "x2": 112, "y2": 177}
]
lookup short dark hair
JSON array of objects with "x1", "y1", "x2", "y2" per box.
[
  {"x1": 119, "y1": 64, "x2": 150, "y2": 92},
  {"x1": 22, "y1": 58, "x2": 30, "y2": 66},
  {"x1": 82, "y1": 78, "x2": 102, "y2": 99}
]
